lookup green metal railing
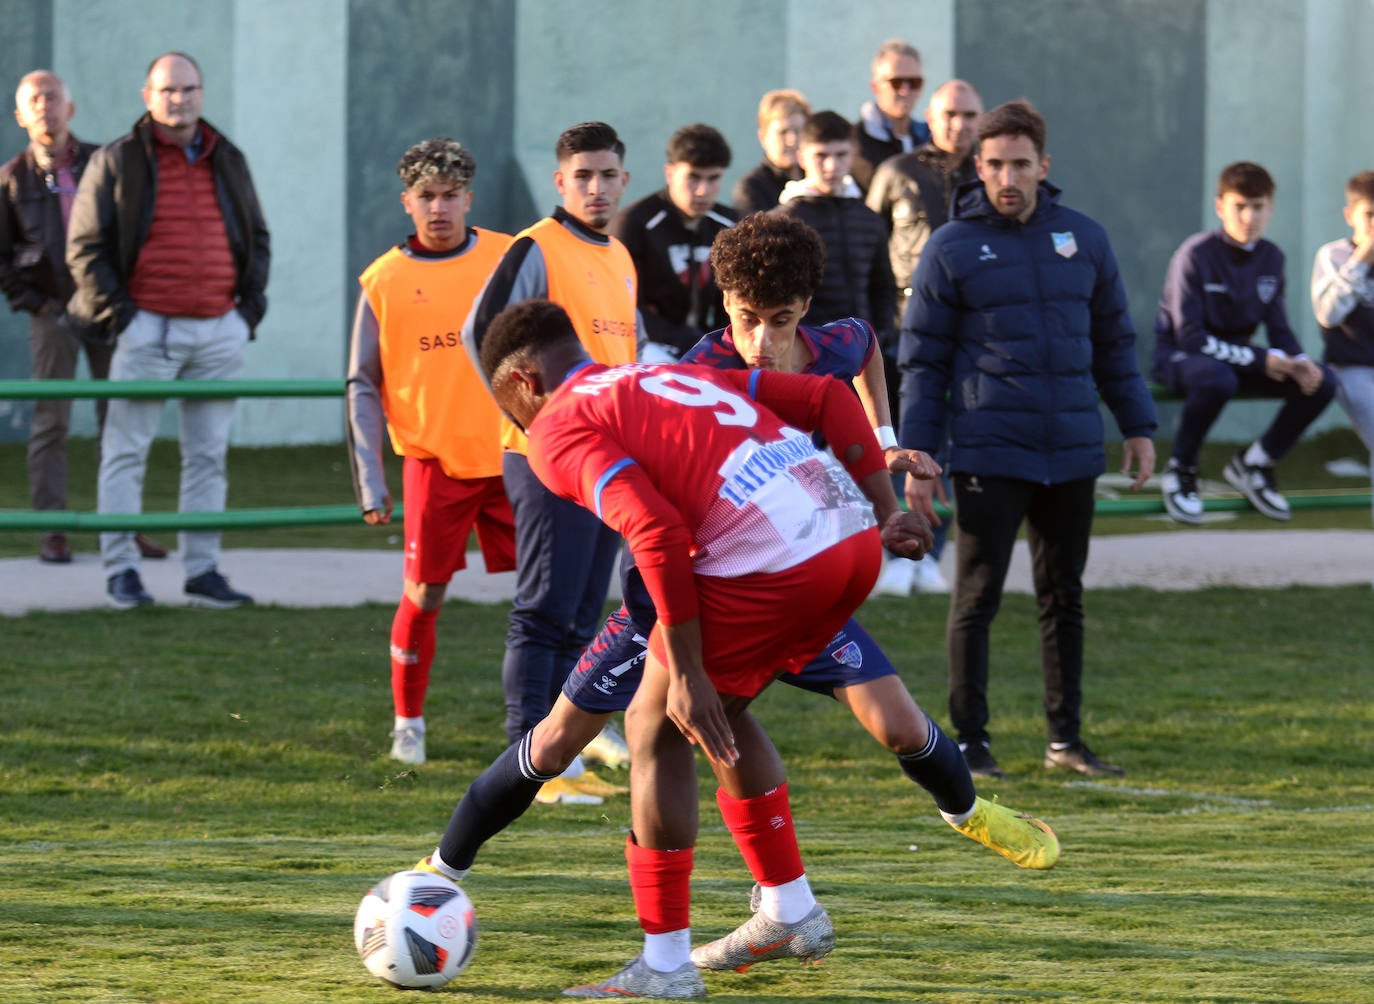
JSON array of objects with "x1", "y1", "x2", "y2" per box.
[{"x1": 0, "y1": 379, "x2": 1368, "y2": 531}]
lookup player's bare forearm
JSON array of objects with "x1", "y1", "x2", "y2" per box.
[{"x1": 659, "y1": 619, "x2": 737, "y2": 767}]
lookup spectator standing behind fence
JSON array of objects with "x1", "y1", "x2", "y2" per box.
[
  {"x1": 900, "y1": 100, "x2": 1157, "y2": 781},
  {"x1": 731, "y1": 89, "x2": 810, "y2": 217},
  {"x1": 1153, "y1": 162, "x2": 1335, "y2": 526},
  {"x1": 460, "y1": 121, "x2": 644, "y2": 804},
  {"x1": 1311, "y1": 170, "x2": 1374, "y2": 521},
  {"x1": 865, "y1": 78, "x2": 984, "y2": 597},
  {"x1": 610, "y1": 123, "x2": 736, "y2": 362},
  {"x1": 346, "y1": 139, "x2": 516, "y2": 767},
  {"x1": 851, "y1": 39, "x2": 932, "y2": 194},
  {"x1": 1, "y1": 71, "x2": 100, "y2": 564},
  {"x1": 66, "y1": 51, "x2": 269, "y2": 610}
]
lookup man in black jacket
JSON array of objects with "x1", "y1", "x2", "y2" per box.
[
  {"x1": 66, "y1": 51, "x2": 269, "y2": 610},
  {"x1": 864, "y1": 79, "x2": 983, "y2": 596},
  {"x1": 0, "y1": 70, "x2": 112, "y2": 564},
  {"x1": 610, "y1": 123, "x2": 736, "y2": 360},
  {"x1": 775, "y1": 111, "x2": 896, "y2": 355}
]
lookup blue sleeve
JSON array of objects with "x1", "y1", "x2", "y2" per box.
[
  {"x1": 1157, "y1": 238, "x2": 1268, "y2": 376},
  {"x1": 898, "y1": 234, "x2": 958, "y2": 453},
  {"x1": 1086, "y1": 229, "x2": 1158, "y2": 439}
]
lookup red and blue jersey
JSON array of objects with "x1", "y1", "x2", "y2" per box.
[
  {"x1": 683, "y1": 318, "x2": 878, "y2": 381},
  {"x1": 526, "y1": 362, "x2": 883, "y2": 625}
]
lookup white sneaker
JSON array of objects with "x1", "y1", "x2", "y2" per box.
[
  {"x1": 1161, "y1": 461, "x2": 1203, "y2": 524},
  {"x1": 389, "y1": 726, "x2": 426, "y2": 766},
  {"x1": 873, "y1": 556, "x2": 917, "y2": 596},
  {"x1": 913, "y1": 559, "x2": 949, "y2": 593},
  {"x1": 1223, "y1": 452, "x2": 1291, "y2": 521},
  {"x1": 581, "y1": 721, "x2": 631, "y2": 769}
]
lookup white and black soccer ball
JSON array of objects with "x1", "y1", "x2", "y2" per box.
[{"x1": 354, "y1": 869, "x2": 477, "y2": 989}]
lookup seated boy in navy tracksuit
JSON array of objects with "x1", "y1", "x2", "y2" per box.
[{"x1": 1153, "y1": 161, "x2": 1335, "y2": 524}]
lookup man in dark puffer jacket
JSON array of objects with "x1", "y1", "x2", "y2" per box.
[{"x1": 899, "y1": 100, "x2": 1156, "y2": 782}]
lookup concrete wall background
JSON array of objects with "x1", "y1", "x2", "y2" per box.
[{"x1": 0, "y1": 0, "x2": 1369, "y2": 449}]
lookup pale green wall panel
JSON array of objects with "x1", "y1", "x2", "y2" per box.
[
  {"x1": 229, "y1": 0, "x2": 347, "y2": 446},
  {"x1": 512, "y1": 0, "x2": 956, "y2": 216}
]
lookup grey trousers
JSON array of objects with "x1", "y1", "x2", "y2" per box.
[
  {"x1": 98, "y1": 308, "x2": 249, "y2": 579},
  {"x1": 28, "y1": 310, "x2": 113, "y2": 511}
]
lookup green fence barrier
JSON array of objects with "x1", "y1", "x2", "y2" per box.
[
  {"x1": 0, "y1": 379, "x2": 1367, "y2": 531},
  {"x1": 0, "y1": 379, "x2": 344, "y2": 400}
]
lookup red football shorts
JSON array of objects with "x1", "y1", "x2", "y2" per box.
[
  {"x1": 649, "y1": 527, "x2": 883, "y2": 698},
  {"x1": 402, "y1": 456, "x2": 516, "y2": 584}
]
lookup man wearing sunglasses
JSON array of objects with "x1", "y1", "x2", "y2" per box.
[{"x1": 852, "y1": 38, "x2": 932, "y2": 193}]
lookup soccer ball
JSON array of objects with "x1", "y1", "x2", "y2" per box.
[{"x1": 354, "y1": 869, "x2": 477, "y2": 989}]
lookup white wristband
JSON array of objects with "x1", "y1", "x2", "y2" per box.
[{"x1": 875, "y1": 425, "x2": 898, "y2": 450}]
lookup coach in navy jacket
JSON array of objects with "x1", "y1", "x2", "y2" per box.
[{"x1": 898, "y1": 100, "x2": 1156, "y2": 781}]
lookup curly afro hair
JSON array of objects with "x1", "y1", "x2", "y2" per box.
[
  {"x1": 709, "y1": 212, "x2": 826, "y2": 307},
  {"x1": 397, "y1": 137, "x2": 476, "y2": 189}
]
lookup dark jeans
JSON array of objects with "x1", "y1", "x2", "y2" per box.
[
  {"x1": 1157, "y1": 353, "x2": 1336, "y2": 467},
  {"x1": 947, "y1": 474, "x2": 1095, "y2": 746},
  {"x1": 28, "y1": 311, "x2": 112, "y2": 511},
  {"x1": 500, "y1": 451, "x2": 621, "y2": 744}
]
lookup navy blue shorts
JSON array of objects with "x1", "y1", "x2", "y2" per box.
[{"x1": 562, "y1": 603, "x2": 899, "y2": 714}]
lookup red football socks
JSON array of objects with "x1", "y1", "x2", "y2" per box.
[
  {"x1": 390, "y1": 595, "x2": 439, "y2": 717},
  {"x1": 625, "y1": 833, "x2": 693, "y2": 934},
  {"x1": 715, "y1": 783, "x2": 805, "y2": 887}
]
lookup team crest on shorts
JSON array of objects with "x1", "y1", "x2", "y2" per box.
[
  {"x1": 830, "y1": 640, "x2": 863, "y2": 669},
  {"x1": 1051, "y1": 232, "x2": 1078, "y2": 258},
  {"x1": 1257, "y1": 276, "x2": 1278, "y2": 303}
]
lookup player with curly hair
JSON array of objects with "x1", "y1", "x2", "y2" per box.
[{"x1": 347, "y1": 137, "x2": 516, "y2": 766}]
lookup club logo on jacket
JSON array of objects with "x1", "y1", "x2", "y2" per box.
[
  {"x1": 1257, "y1": 276, "x2": 1278, "y2": 304},
  {"x1": 978, "y1": 244, "x2": 997, "y2": 262},
  {"x1": 1052, "y1": 232, "x2": 1078, "y2": 259}
]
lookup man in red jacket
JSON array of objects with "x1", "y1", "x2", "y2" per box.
[{"x1": 66, "y1": 51, "x2": 270, "y2": 610}]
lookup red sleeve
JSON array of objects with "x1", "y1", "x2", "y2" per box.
[
  {"x1": 720, "y1": 369, "x2": 888, "y2": 484},
  {"x1": 528, "y1": 409, "x2": 700, "y2": 625}
]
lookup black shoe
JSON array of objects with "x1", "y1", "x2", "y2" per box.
[
  {"x1": 107, "y1": 569, "x2": 154, "y2": 610},
  {"x1": 960, "y1": 741, "x2": 1006, "y2": 779},
  {"x1": 39, "y1": 532, "x2": 73, "y2": 564},
  {"x1": 1044, "y1": 741, "x2": 1125, "y2": 777},
  {"x1": 1222, "y1": 451, "x2": 1290, "y2": 521},
  {"x1": 184, "y1": 569, "x2": 254, "y2": 609}
]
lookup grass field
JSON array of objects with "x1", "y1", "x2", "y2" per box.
[{"x1": 3, "y1": 587, "x2": 1371, "y2": 1003}]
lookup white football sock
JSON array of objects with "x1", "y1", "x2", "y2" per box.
[
  {"x1": 941, "y1": 802, "x2": 977, "y2": 827},
  {"x1": 642, "y1": 928, "x2": 691, "y2": 971},
  {"x1": 560, "y1": 754, "x2": 585, "y2": 780},
  {"x1": 1244, "y1": 441, "x2": 1272, "y2": 467},
  {"x1": 758, "y1": 874, "x2": 815, "y2": 924},
  {"x1": 394, "y1": 715, "x2": 424, "y2": 734},
  {"x1": 427, "y1": 849, "x2": 469, "y2": 882}
]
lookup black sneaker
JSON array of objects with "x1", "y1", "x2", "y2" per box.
[
  {"x1": 1223, "y1": 451, "x2": 1290, "y2": 521},
  {"x1": 107, "y1": 568, "x2": 154, "y2": 610},
  {"x1": 1160, "y1": 460, "x2": 1203, "y2": 524},
  {"x1": 1043, "y1": 742, "x2": 1125, "y2": 777},
  {"x1": 184, "y1": 569, "x2": 254, "y2": 609},
  {"x1": 960, "y1": 741, "x2": 1006, "y2": 779}
]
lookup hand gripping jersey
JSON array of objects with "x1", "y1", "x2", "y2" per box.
[{"x1": 527, "y1": 362, "x2": 884, "y2": 626}]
